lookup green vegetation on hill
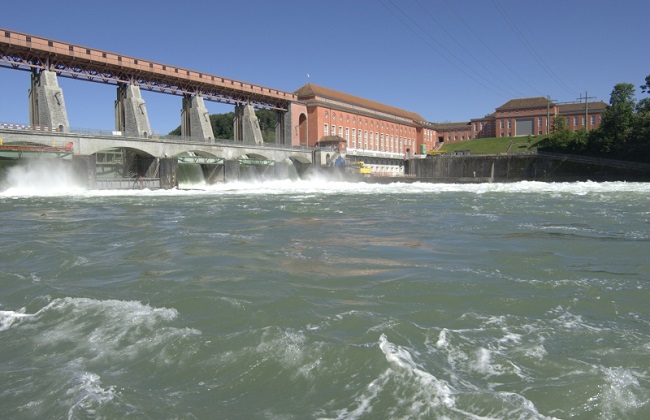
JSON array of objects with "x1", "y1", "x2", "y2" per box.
[
  {"x1": 439, "y1": 74, "x2": 650, "y2": 163},
  {"x1": 537, "y1": 74, "x2": 650, "y2": 163},
  {"x1": 439, "y1": 135, "x2": 545, "y2": 154}
]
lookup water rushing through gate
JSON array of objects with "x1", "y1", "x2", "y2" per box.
[{"x1": 1, "y1": 167, "x2": 649, "y2": 418}]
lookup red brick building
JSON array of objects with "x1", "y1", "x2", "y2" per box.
[
  {"x1": 431, "y1": 97, "x2": 608, "y2": 147},
  {"x1": 290, "y1": 85, "x2": 608, "y2": 169},
  {"x1": 293, "y1": 84, "x2": 434, "y2": 174}
]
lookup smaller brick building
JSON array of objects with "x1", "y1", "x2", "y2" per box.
[{"x1": 429, "y1": 97, "x2": 608, "y2": 149}]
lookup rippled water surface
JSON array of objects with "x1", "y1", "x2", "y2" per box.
[{"x1": 1, "y1": 178, "x2": 649, "y2": 419}]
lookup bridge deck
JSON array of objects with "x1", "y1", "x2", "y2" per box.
[{"x1": 0, "y1": 28, "x2": 296, "y2": 110}]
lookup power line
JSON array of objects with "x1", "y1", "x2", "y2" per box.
[
  {"x1": 490, "y1": 0, "x2": 577, "y2": 96},
  {"x1": 439, "y1": 0, "x2": 544, "y2": 97},
  {"x1": 414, "y1": 0, "x2": 530, "y2": 98},
  {"x1": 377, "y1": 0, "x2": 517, "y2": 100}
]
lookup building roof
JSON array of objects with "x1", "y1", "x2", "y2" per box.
[
  {"x1": 558, "y1": 101, "x2": 608, "y2": 114},
  {"x1": 470, "y1": 114, "x2": 495, "y2": 122},
  {"x1": 495, "y1": 97, "x2": 553, "y2": 111},
  {"x1": 429, "y1": 121, "x2": 471, "y2": 131},
  {"x1": 295, "y1": 83, "x2": 425, "y2": 123}
]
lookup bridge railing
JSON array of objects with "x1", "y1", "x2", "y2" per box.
[{"x1": 1, "y1": 121, "x2": 315, "y2": 152}]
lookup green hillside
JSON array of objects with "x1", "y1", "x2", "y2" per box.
[{"x1": 438, "y1": 135, "x2": 546, "y2": 154}]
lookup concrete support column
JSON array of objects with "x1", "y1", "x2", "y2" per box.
[
  {"x1": 159, "y1": 158, "x2": 178, "y2": 189},
  {"x1": 29, "y1": 70, "x2": 70, "y2": 132},
  {"x1": 123, "y1": 151, "x2": 158, "y2": 178},
  {"x1": 224, "y1": 159, "x2": 240, "y2": 182},
  {"x1": 233, "y1": 103, "x2": 263, "y2": 144},
  {"x1": 312, "y1": 150, "x2": 322, "y2": 167},
  {"x1": 72, "y1": 155, "x2": 96, "y2": 189},
  {"x1": 181, "y1": 95, "x2": 214, "y2": 141},
  {"x1": 275, "y1": 110, "x2": 291, "y2": 146},
  {"x1": 115, "y1": 84, "x2": 152, "y2": 137}
]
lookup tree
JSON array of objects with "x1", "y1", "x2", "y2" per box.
[
  {"x1": 641, "y1": 74, "x2": 650, "y2": 94},
  {"x1": 168, "y1": 109, "x2": 277, "y2": 142},
  {"x1": 598, "y1": 83, "x2": 637, "y2": 156},
  {"x1": 566, "y1": 129, "x2": 588, "y2": 154},
  {"x1": 628, "y1": 74, "x2": 650, "y2": 161},
  {"x1": 210, "y1": 112, "x2": 235, "y2": 139},
  {"x1": 542, "y1": 117, "x2": 571, "y2": 152},
  {"x1": 636, "y1": 74, "x2": 650, "y2": 115}
]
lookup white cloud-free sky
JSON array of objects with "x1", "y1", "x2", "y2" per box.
[{"x1": 1, "y1": 0, "x2": 649, "y2": 134}]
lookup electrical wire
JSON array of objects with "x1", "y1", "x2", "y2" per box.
[
  {"x1": 377, "y1": 0, "x2": 516, "y2": 100},
  {"x1": 439, "y1": 0, "x2": 544, "y2": 97},
  {"x1": 490, "y1": 0, "x2": 578, "y2": 96}
]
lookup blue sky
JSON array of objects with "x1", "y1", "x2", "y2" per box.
[{"x1": 1, "y1": 0, "x2": 649, "y2": 135}]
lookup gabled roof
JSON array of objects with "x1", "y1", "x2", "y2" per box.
[
  {"x1": 558, "y1": 101, "x2": 608, "y2": 113},
  {"x1": 496, "y1": 97, "x2": 553, "y2": 111},
  {"x1": 429, "y1": 121, "x2": 471, "y2": 131},
  {"x1": 295, "y1": 83, "x2": 424, "y2": 123}
]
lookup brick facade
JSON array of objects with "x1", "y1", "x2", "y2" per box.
[
  {"x1": 292, "y1": 85, "x2": 608, "y2": 155},
  {"x1": 294, "y1": 84, "x2": 422, "y2": 158}
]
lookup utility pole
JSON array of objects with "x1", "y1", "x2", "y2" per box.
[
  {"x1": 578, "y1": 91, "x2": 596, "y2": 131},
  {"x1": 547, "y1": 96, "x2": 550, "y2": 135},
  {"x1": 546, "y1": 96, "x2": 557, "y2": 135}
]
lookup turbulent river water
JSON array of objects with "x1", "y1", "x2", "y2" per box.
[{"x1": 1, "y1": 163, "x2": 649, "y2": 419}]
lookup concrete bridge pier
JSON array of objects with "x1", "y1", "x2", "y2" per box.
[
  {"x1": 122, "y1": 150, "x2": 158, "y2": 178},
  {"x1": 233, "y1": 103, "x2": 263, "y2": 145},
  {"x1": 29, "y1": 70, "x2": 70, "y2": 132},
  {"x1": 160, "y1": 158, "x2": 178, "y2": 189},
  {"x1": 181, "y1": 95, "x2": 215, "y2": 141},
  {"x1": 275, "y1": 110, "x2": 291, "y2": 146},
  {"x1": 115, "y1": 84, "x2": 152, "y2": 137},
  {"x1": 72, "y1": 155, "x2": 97, "y2": 189}
]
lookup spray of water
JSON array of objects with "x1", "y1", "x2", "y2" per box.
[{"x1": 0, "y1": 159, "x2": 86, "y2": 195}]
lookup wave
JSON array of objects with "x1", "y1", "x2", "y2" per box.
[
  {"x1": 0, "y1": 309, "x2": 32, "y2": 331},
  {"x1": 3, "y1": 177, "x2": 650, "y2": 199}
]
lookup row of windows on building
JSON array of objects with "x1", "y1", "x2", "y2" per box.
[
  {"x1": 442, "y1": 115, "x2": 603, "y2": 142},
  {"x1": 323, "y1": 124, "x2": 414, "y2": 152},
  {"x1": 324, "y1": 112, "x2": 416, "y2": 135}
]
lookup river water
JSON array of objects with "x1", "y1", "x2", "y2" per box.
[{"x1": 1, "y1": 163, "x2": 649, "y2": 419}]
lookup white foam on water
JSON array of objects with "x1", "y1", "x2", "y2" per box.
[
  {"x1": 1, "y1": 159, "x2": 87, "y2": 196},
  {"x1": 322, "y1": 333, "x2": 455, "y2": 419},
  {"x1": 3, "y1": 177, "x2": 650, "y2": 198},
  {"x1": 598, "y1": 366, "x2": 648, "y2": 418},
  {"x1": 256, "y1": 327, "x2": 309, "y2": 370},
  {"x1": 15, "y1": 297, "x2": 201, "y2": 366},
  {"x1": 1, "y1": 297, "x2": 203, "y2": 416},
  {"x1": 66, "y1": 371, "x2": 118, "y2": 420},
  {"x1": 378, "y1": 334, "x2": 456, "y2": 410},
  {"x1": 0, "y1": 309, "x2": 31, "y2": 331},
  {"x1": 547, "y1": 306, "x2": 604, "y2": 332}
]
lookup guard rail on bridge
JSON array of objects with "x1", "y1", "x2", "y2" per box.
[{"x1": 0, "y1": 121, "x2": 314, "y2": 153}]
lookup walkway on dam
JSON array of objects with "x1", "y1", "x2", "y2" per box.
[
  {"x1": 0, "y1": 125, "x2": 314, "y2": 163},
  {"x1": 0, "y1": 124, "x2": 318, "y2": 189}
]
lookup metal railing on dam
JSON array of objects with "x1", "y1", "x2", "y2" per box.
[{"x1": 0, "y1": 122, "x2": 314, "y2": 156}]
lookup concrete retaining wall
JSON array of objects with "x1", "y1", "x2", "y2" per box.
[{"x1": 408, "y1": 154, "x2": 650, "y2": 182}]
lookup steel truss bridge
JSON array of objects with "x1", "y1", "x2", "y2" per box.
[{"x1": 0, "y1": 28, "x2": 296, "y2": 110}]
